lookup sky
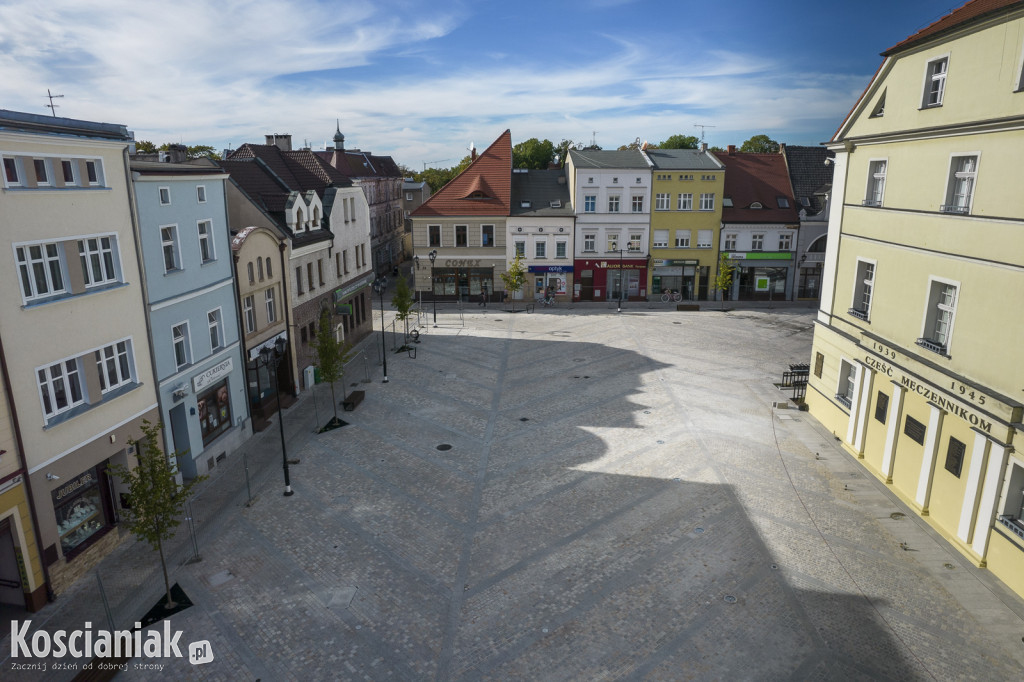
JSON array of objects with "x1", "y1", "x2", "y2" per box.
[{"x1": 0, "y1": 0, "x2": 965, "y2": 170}]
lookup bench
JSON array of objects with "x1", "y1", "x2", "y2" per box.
[{"x1": 342, "y1": 390, "x2": 365, "y2": 412}]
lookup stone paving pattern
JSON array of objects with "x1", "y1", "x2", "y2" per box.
[{"x1": 4, "y1": 297, "x2": 1024, "y2": 681}]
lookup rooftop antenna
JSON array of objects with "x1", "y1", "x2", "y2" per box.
[
  {"x1": 45, "y1": 89, "x2": 64, "y2": 116},
  {"x1": 694, "y1": 124, "x2": 716, "y2": 143},
  {"x1": 591, "y1": 130, "x2": 598, "y2": 147}
]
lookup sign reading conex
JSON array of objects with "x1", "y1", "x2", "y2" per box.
[{"x1": 443, "y1": 259, "x2": 497, "y2": 268}]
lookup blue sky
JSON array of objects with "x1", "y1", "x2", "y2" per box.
[{"x1": 0, "y1": 0, "x2": 962, "y2": 169}]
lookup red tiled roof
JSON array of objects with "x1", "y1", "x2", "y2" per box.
[
  {"x1": 883, "y1": 0, "x2": 1023, "y2": 56},
  {"x1": 412, "y1": 131, "x2": 512, "y2": 217},
  {"x1": 713, "y1": 152, "x2": 799, "y2": 224}
]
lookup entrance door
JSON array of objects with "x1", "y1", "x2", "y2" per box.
[
  {"x1": 169, "y1": 403, "x2": 196, "y2": 480},
  {"x1": 580, "y1": 270, "x2": 594, "y2": 301},
  {"x1": 698, "y1": 266, "x2": 710, "y2": 300},
  {"x1": 0, "y1": 518, "x2": 25, "y2": 609}
]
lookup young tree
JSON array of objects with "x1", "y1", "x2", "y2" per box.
[
  {"x1": 739, "y1": 134, "x2": 781, "y2": 154},
  {"x1": 659, "y1": 134, "x2": 700, "y2": 149},
  {"x1": 107, "y1": 421, "x2": 205, "y2": 609},
  {"x1": 715, "y1": 252, "x2": 734, "y2": 310},
  {"x1": 391, "y1": 275, "x2": 415, "y2": 340},
  {"x1": 500, "y1": 252, "x2": 527, "y2": 312},
  {"x1": 314, "y1": 308, "x2": 351, "y2": 424}
]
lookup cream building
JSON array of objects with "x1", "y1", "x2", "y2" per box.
[{"x1": 806, "y1": 0, "x2": 1024, "y2": 597}]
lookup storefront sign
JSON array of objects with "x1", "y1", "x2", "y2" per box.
[
  {"x1": 652, "y1": 266, "x2": 683, "y2": 276},
  {"x1": 653, "y1": 259, "x2": 696, "y2": 267},
  {"x1": 53, "y1": 470, "x2": 97, "y2": 502},
  {"x1": 193, "y1": 358, "x2": 233, "y2": 392},
  {"x1": 336, "y1": 273, "x2": 374, "y2": 300},
  {"x1": 728, "y1": 252, "x2": 793, "y2": 260},
  {"x1": 443, "y1": 259, "x2": 498, "y2": 268},
  {"x1": 248, "y1": 332, "x2": 287, "y2": 361},
  {"x1": 599, "y1": 262, "x2": 646, "y2": 269},
  {"x1": 528, "y1": 265, "x2": 574, "y2": 273}
]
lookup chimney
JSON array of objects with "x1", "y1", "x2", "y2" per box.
[
  {"x1": 265, "y1": 134, "x2": 292, "y2": 151},
  {"x1": 470, "y1": 141, "x2": 477, "y2": 162},
  {"x1": 727, "y1": 145, "x2": 736, "y2": 155},
  {"x1": 166, "y1": 143, "x2": 187, "y2": 163},
  {"x1": 778, "y1": 143, "x2": 786, "y2": 154},
  {"x1": 700, "y1": 143, "x2": 708, "y2": 153}
]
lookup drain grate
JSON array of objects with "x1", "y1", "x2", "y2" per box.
[
  {"x1": 436, "y1": 444, "x2": 452, "y2": 451},
  {"x1": 519, "y1": 417, "x2": 529, "y2": 422},
  {"x1": 723, "y1": 595, "x2": 737, "y2": 604}
]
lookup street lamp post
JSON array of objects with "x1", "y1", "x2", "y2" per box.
[
  {"x1": 428, "y1": 249, "x2": 438, "y2": 327},
  {"x1": 372, "y1": 276, "x2": 389, "y2": 383},
  {"x1": 258, "y1": 337, "x2": 293, "y2": 497},
  {"x1": 611, "y1": 241, "x2": 627, "y2": 313}
]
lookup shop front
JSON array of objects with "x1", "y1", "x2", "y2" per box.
[
  {"x1": 728, "y1": 252, "x2": 793, "y2": 301},
  {"x1": 0, "y1": 476, "x2": 46, "y2": 611},
  {"x1": 51, "y1": 464, "x2": 115, "y2": 563},
  {"x1": 246, "y1": 331, "x2": 294, "y2": 430},
  {"x1": 528, "y1": 265, "x2": 573, "y2": 301},
  {"x1": 334, "y1": 272, "x2": 374, "y2": 343},
  {"x1": 651, "y1": 259, "x2": 701, "y2": 299},
  {"x1": 573, "y1": 259, "x2": 648, "y2": 302},
  {"x1": 431, "y1": 259, "x2": 498, "y2": 301}
]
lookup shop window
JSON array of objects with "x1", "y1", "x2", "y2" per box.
[
  {"x1": 198, "y1": 380, "x2": 232, "y2": 445},
  {"x1": 874, "y1": 391, "x2": 889, "y2": 424},
  {"x1": 944, "y1": 437, "x2": 966, "y2": 477},
  {"x1": 904, "y1": 415, "x2": 926, "y2": 445},
  {"x1": 52, "y1": 465, "x2": 112, "y2": 559}
]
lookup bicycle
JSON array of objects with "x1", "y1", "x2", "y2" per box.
[{"x1": 660, "y1": 289, "x2": 683, "y2": 303}]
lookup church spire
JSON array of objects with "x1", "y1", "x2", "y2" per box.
[{"x1": 333, "y1": 119, "x2": 345, "y2": 152}]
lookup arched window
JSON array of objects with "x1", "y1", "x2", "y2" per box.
[
  {"x1": 266, "y1": 257, "x2": 273, "y2": 278},
  {"x1": 295, "y1": 207, "x2": 304, "y2": 232},
  {"x1": 247, "y1": 261, "x2": 254, "y2": 284},
  {"x1": 807, "y1": 235, "x2": 827, "y2": 253},
  {"x1": 312, "y1": 207, "x2": 320, "y2": 228}
]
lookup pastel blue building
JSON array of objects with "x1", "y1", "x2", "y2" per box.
[{"x1": 131, "y1": 156, "x2": 250, "y2": 478}]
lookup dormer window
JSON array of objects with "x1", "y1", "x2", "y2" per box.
[
  {"x1": 468, "y1": 191, "x2": 487, "y2": 198},
  {"x1": 777, "y1": 197, "x2": 790, "y2": 208},
  {"x1": 800, "y1": 197, "x2": 811, "y2": 207},
  {"x1": 750, "y1": 202, "x2": 763, "y2": 209},
  {"x1": 295, "y1": 207, "x2": 305, "y2": 232},
  {"x1": 723, "y1": 197, "x2": 734, "y2": 208},
  {"x1": 520, "y1": 200, "x2": 531, "y2": 208},
  {"x1": 312, "y1": 206, "x2": 320, "y2": 229}
]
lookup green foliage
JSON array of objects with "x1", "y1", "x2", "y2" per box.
[
  {"x1": 500, "y1": 252, "x2": 527, "y2": 311},
  {"x1": 134, "y1": 141, "x2": 220, "y2": 160},
  {"x1": 107, "y1": 420, "x2": 205, "y2": 608},
  {"x1": 391, "y1": 276, "x2": 414, "y2": 323},
  {"x1": 715, "y1": 253, "x2": 734, "y2": 310},
  {"x1": 617, "y1": 139, "x2": 644, "y2": 151},
  {"x1": 739, "y1": 134, "x2": 781, "y2": 154},
  {"x1": 659, "y1": 134, "x2": 700, "y2": 149},
  {"x1": 416, "y1": 154, "x2": 474, "y2": 193},
  {"x1": 554, "y1": 139, "x2": 577, "y2": 166},
  {"x1": 513, "y1": 138, "x2": 555, "y2": 169},
  {"x1": 135, "y1": 140, "x2": 158, "y2": 153},
  {"x1": 313, "y1": 308, "x2": 352, "y2": 421}
]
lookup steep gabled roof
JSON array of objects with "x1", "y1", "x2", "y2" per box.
[
  {"x1": 412, "y1": 130, "x2": 512, "y2": 217},
  {"x1": 783, "y1": 146, "x2": 835, "y2": 217},
  {"x1": 228, "y1": 144, "x2": 352, "y2": 197},
  {"x1": 713, "y1": 151, "x2": 799, "y2": 224},
  {"x1": 882, "y1": 0, "x2": 1023, "y2": 56}
]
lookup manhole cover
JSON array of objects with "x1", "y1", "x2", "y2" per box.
[
  {"x1": 436, "y1": 444, "x2": 452, "y2": 451},
  {"x1": 770, "y1": 564, "x2": 779, "y2": 570},
  {"x1": 724, "y1": 595, "x2": 737, "y2": 604},
  {"x1": 695, "y1": 527, "x2": 705, "y2": 534},
  {"x1": 943, "y1": 563, "x2": 956, "y2": 570},
  {"x1": 890, "y1": 512, "x2": 906, "y2": 520}
]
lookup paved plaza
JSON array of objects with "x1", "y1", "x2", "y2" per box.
[{"x1": 5, "y1": 300, "x2": 1024, "y2": 681}]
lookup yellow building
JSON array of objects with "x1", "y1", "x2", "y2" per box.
[
  {"x1": 643, "y1": 147, "x2": 725, "y2": 300},
  {"x1": 806, "y1": 0, "x2": 1024, "y2": 597}
]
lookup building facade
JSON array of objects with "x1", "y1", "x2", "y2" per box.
[
  {"x1": 411, "y1": 131, "x2": 512, "y2": 301},
  {"x1": 508, "y1": 169, "x2": 575, "y2": 302},
  {"x1": 0, "y1": 110, "x2": 160, "y2": 595},
  {"x1": 566, "y1": 149, "x2": 652, "y2": 302},
  {"x1": 131, "y1": 161, "x2": 250, "y2": 478},
  {"x1": 644, "y1": 147, "x2": 725, "y2": 300},
  {"x1": 806, "y1": 0, "x2": 1024, "y2": 598},
  {"x1": 783, "y1": 145, "x2": 834, "y2": 301}
]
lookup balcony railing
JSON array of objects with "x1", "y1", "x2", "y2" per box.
[
  {"x1": 847, "y1": 308, "x2": 869, "y2": 321},
  {"x1": 998, "y1": 516, "x2": 1024, "y2": 542},
  {"x1": 835, "y1": 394, "x2": 852, "y2": 409},
  {"x1": 915, "y1": 337, "x2": 947, "y2": 355},
  {"x1": 861, "y1": 199, "x2": 881, "y2": 207},
  {"x1": 939, "y1": 204, "x2": 970, "y2": 215}
]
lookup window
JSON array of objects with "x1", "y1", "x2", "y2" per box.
[
  {"x1": 850, "y1": 259, "x2": 875, "y2": 320},
  {"x1": 266, "y1": 288, "x2": 277, "y2": 323},
  {"x1": 428, "y1": 225, "x2": 441, "y2": 247},
  {"x1": 556, "y1": 241, "x2": 567, "y2": 259},
  {"x1": 918, "y1": 279, "x2": 958, "y2": 354},
  {"x1": 584, "y1": 195, "x2": 596, "y2": 212},
  {"x1": 208, "y1": 309, "x2": 223, "y2": 350},
  {"x1": 874, "y1": 392, "x2": 889, "y2": 424},
  {"x1": 172, "y1": 323, "x2": 191, "y2": 370},
  {"x1": 697, "y1": 230, "x2": 712, "y2": 248},
  {"x1": 723, "y1": 198, "x2": 734, "y2": 208},
  {"x1": 675, "y1": 231, "x2": 690, "y2": 248},
  {"x1": 78, "y1": 236, "x2": 118, "y2": 286},
  {"x1": 482, "y1": 225, "x2": 494, "y2": 247},
  {"x1": 631, "y1": 195, "x2": 644, "y2": 213},
  {"x1": 655, "y1": 193, "x2": 670, "y2": 211},
  {"x1": 724, "y1": 233, "x2": 737, "y2": 251},
  {"x1": 243, "y1": 296, "x2": 255, "y2": 333},
  {"x1": 159, "y1": 187, "x2": 171, "y2": 205},
  {"x1": 160, "y1": 226, "x2": 180, "y2": 272},
  {"x1": 865, "y1": 160, "x2": 886, "y2": 206},
  {"x1": 607, "y1": 234, "x2": 620, "y2": 252},
  {"x1": 945, "y1": 437, "x2": 966, "y2": 477},
  {"x1": 342, "y1": 251, "x2": 349, "y2": 274},
  {"x1": 837, "y1": 359, "x2": 857, "y2": 408},
  {"x1": 871, "y1": 90, "x2": 886, "y2": 117},
  {"x1": 751, "y1": 234, "x2": 764, "y2": 251},
  {"x1": 608, "y1": 196, "x2": 620, "y2": 213},
  {"x1": 15, "y1": 242, "x2": 65, "y2": 301},
  {"x1": 701, "y1": 175, "x2": 716, "y2": 181},
  {"x1": 680, "y1": 174, "x2": 693, "y2": 181},
  {"x1": 515, "y1": 241, "x2": 525, "y2": 257},
  {"x1": 257, "y1": 258, "x2": 264, "y2": 281},
  {"x1": 198, "y1": 221, "x2": 215, "y2": 263},
  {"x1": 318, "y1": 258, "x2": 324, "y2": 286},
  {"x1": 942, "y1": 155, "x2": 977, "y2": 214},
  {"x1": 699, "y1": 193, "x2": 715, "y2": 211},
  {"x1": 779, "y1": 233, "x2": 793, "y2": 251},
  {"x1": 455, "y1": 225, "x2": 468, "y2": 247},
  {"x1": 307, "y1": 263, "x2": 314, "y2": 291},
  {"x1": 266, "y1": 257, "x2": 272, "y2": 279},
  {"x1": 652, "y1": 230, "x2": 669, "y2": 248},
  {"x1": 247, "y1": 262, "x2": 255, "y2": 284},
  {"x1": 535, "y1": 241, "x2": 546, "y2": 258},
  {"x1": 583, "y1": 234, "x2": 596, "y2": 252},
  {"x1": 37, "y1": 358, "x2": 83, "y2": 420},
  {"x1": 197, "y1": 185, "x2": 207, "y2": 203},
  {"x1": 3, "y1": 157, "x2": 21, "y2": 185},
  {"x1": 85, "y1": 160, "x2": 100, "y2": 185},
  {"x1": 33, "y1": 159, "x2": 49, "y2": 186},
  {"x1": 777, "y1": 197, "x2": 789, "y2": 208},
  {"x1": 814, "y1": 352, "x2": 824, "y2": 378},
  {"x1": 61, "y1": 160, "x2": 76, "y2": 184},
  {"x1": 295, "y1": 266, "x2": 304, "y2": 295},
  {"x1": 94, "y1": 341, "x2": 133, "y2": 393},
  {"x1": 678, "y1": 193, "x2": 692, "y2": 210},
  {"x1": 405, "y1": 192, "x2": 413, "y2": 201},
  {"x1": 904, "y1": 415, "x2": 926, "y2": 445},
  {"x1": 628, "y1": 234, "x2": 642, "y2": 252},
  {"x1": 923, "y1": 57, "x2": 947, "y2": 108}
]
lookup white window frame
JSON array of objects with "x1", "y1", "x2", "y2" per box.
[
  {"x1": 778, "y1": 233, "x2": 793, "y2": 251},
  {"x1": 607, "y1": 234, "x2": 620, "y2": 252},
  {"x1": 3, "y1": 156, "x2": 22, "y2": 187},
  {"x1": 33, "y1": 158, "x2": 50, "y2": 186},
  {"x1": 15, "y1": 241, "x2": 67, "y2": 302},
  {"x1": 78, "y1": 235, "x2": 119, "y2": 287},
  {"x1": 159, "y1": 186, "x2": 171, "y2": 205},
  {"x1": 652, "y1": 230, "x2": 669, "y2": 248},
  {"x1": 850, "y1": 258, "x2": 876, "y2": 320},
  {"x1": 678, "y1": 193, "x2": 693, "y2": 210},
  {"x1": 697, "y1": 230, "x2": 712, "y2": 249},
  {"x1": 942, "y1": 153, "x2": 979, "y2": 215},
  {"x1": 481, "y1": 224, "x2": 495, "y2": 247},
  {"x1": 197, "y1": 220, "x2": 215, "y2": 263},
  {"x1": 85, "y1": 160, "x2": 101, "y2": 186},
  {"x1": 95, "y1": 339, "x2": 134, "y2": 393},
  {"x1": 628, "y1": 234, "x2": 642, "y2": 252},
  {"x1": 675, "y1": 231, "x2": 690, "y2": 248},
  {"x1": 655, "y1": 193, "x2": 670, "y2": 211},
  {"x1": 608, "y1": 195, "x2": 620, "y2": 213},
  {"x1": 699, "y1": 193, "x2": 715, "y2": 211},
  {"x1": 514, "y1": 241, "x2": 525, "y2": 257},
  {"x1": 197, "y1": 185, "x2": 207, "y2": 203},
  {"x1": 751, "y1": 233, "x2": 764, "y2": 251},
  {"x1": 172, "y1": 322, "x2": 192, "y2": 370},
  {"x1": 265, "y1": 288, "x2": 277, "y2": 323},
  {"x1": 60, "y1": 159, "x2": 76, "y2": 185},
  {"x1": 583, "y1": 233, "x2": 596, "y2": 252},
  {"x1": 208, "y1": 308, "x2": 223, "y2": 351},
  {"x1": 243, "y1": 295, "x2": 256, "y2": 334},
  {"x1": 160, "y1": 225, "x2": 181, "y2": 273},
  {"x1": 864, "y1": 158, "x2": 887, "y2": 207},
  {"x1": 724, "y1": 233, "x2": 737, "y2": 251},
  {"x1": 631, "y1": 195, "x2": 644, "y2": 213},
  {"x1": 922, "y1": 55, "x2": 948, "y2": 108},
  {"x1": 556, "y1": 241, "x2": 567, "y2": 259},
  {"x1": 535, "y1": 241, "x2": 546, "y2": 258},
  {"x1": 37, "y1": 356, "x2": 84, "y2": 420},
  {"x1": 428, "y1": 224, "x2": 441, "y2": 247},
  {"x1": 836, "y1": 358, "x2": 858, "y2": 408},
  {"x1": 584, "y1": 195, "x2": 596, "y2": 213},
  {"x1": 918, "y1": 276, "x2": 960, "y2": 355}
]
